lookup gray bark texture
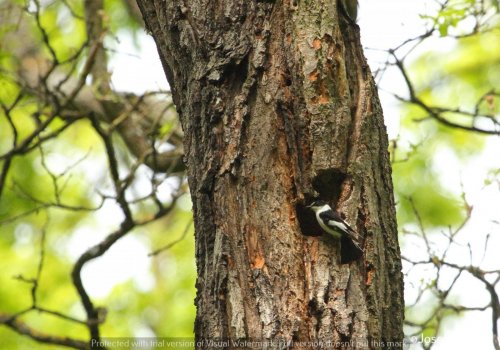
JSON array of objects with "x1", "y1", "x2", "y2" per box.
[{"x1": 137, "y1": 0, "x2": 404, "y2": 348}]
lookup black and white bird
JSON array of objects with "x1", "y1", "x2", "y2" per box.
[{"x1": 307, "y1": 200, "x2": 363, "y2": 264}]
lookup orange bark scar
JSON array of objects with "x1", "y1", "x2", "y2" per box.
[
  {"x1": 318, "y1": 80, "x2": 330, "y2": 104},
  {"x1": 312, "y1": 38, "x2": 322, "y2": 50},
  {"x1": 319, "y1": 94, "x2": 329, "y2": 104},
  {"x1": 309, "y1": 238, "x2": 319, "y2": 263},
  {"x1": 308, "y1": 69, "x2": 319, "y2": 82},
  {"x1": 366, "y1": 269, "x2": 375, "y2": 285},
  {"x1": 247, "y1": 224, "x2": 265, "y2": 269},
  {"x1": 252, "y1": 256, "x2": 265, "y2": 269}
]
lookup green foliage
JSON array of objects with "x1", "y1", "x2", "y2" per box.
[
  {"x1": 398, "y1": 1, "x2": 500, "y2": 344},
  {"x1": 0, "y1": 126, "x2": 196, "y2": 343},
  {"x1": 0, "y1": 0, "x2": 196, "y2": 347},
  {"x1": 393, "y1": 19, "x2": 500, "y2": 229},
  {"x1": 105, "y1": 0, "x2": 142, "y2": 35},
  {"x1": 392, "y1": 117, "x2": 476, "y2": 228},
  {"x1": 97, "y1": 213, "x2": 196, "y2": 339},
  {"x1": 420, "y1": 0, "x2": 499, "y2": 36}
]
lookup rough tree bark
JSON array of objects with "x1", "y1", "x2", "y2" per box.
[{"x1": 137, "y1": 0, "x2": 404, "y2": 347}]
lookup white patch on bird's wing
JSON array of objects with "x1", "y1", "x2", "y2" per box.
[
  {"x1": 328, "y1": 220, "x2": 348, "y2": 232},
  {"x1": 315, "y1": 215, "x2": 340, "y2": 238}
]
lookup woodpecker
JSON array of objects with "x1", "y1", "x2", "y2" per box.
[
  {"x1": 307, "y1": 200, "x2": 363, "y2": 263},
  {"x1": 339, "y1": 0, "x2": 358, "y2": 23}
]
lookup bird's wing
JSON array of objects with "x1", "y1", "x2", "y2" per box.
[
  {"x1": 318, "y1": 210, "x2": 342, "y2": 223},
  {"x1": 319, "y1": 211, "x2": 357, "y2": 234},
  {"x1": 318, "y1": 210, "x2": 364, "y2": 264}
]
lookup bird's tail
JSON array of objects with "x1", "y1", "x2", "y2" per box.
[{"x1": 340, "y1": 234, "x2": 364, "y2": 264}]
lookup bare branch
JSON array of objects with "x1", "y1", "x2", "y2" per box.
[{"x1": 0, "y1": 314, "x2": 88, "y2": 350}]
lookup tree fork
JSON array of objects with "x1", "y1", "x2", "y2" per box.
[{"x1": 137, "y1": 0, "x2": 404, "y2": 346}]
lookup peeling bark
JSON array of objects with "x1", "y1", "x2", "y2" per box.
[{"x1": 138, "y1": 0, "x2": 404, "y2": 347}]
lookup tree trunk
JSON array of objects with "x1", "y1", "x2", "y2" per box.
[{"x1": 137, "y1": 1, "x2": 404, "y2": 347}]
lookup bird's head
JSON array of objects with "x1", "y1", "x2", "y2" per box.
[{"x1": 307, "y1": 200, "x2": 329, "y2": 211}]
